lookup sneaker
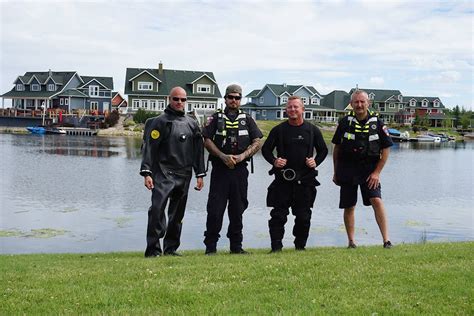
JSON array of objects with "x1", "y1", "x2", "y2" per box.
[
  {"x1": 383, "y1": 241, "x2": 393, "y2": 249},
  {"x1": 205, "y1": 248, "x2": 217, "y2": 256},
  {"x1": 347, "y1": 241, "x2": 357, "y2": 249},
  {"x1": 269, "y1": 248, "x2": 282, "y2": 254},
  {"x1": 230, "y1": 248, "x2": 250, "y2": 255}
]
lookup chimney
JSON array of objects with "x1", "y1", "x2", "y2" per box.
[
  {"x1": 283, "y1": 83, "x2": 287, "y2": 87},
  {"x1": 158, "y1": 61, "x2": 163, "y2": 75},
  {"x1": 49, "y1": 69, "x2": 52, "y2": 77}
]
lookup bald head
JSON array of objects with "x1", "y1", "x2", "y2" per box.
[
  {"x1": 170, "y1": 86, "x2": 186, "y2": 97},
  {"x1": 169, "y1": 86, "x2": 187, "y2": 112}
]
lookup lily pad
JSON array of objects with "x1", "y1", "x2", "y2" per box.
[
  {"x1": 0, "y1": 229, "x2": 23, "y2": 237},
  {"x1": 23, "y1": 228, "x2": 69, "y2": 238}
]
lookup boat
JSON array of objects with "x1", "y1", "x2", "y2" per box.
[
  {"x1": 463, "y1": 133, "x2": 474, "y2": 141},
  {"x1": 427, "y1": 132, "x2": 450, "y2": 142},
  {"x1": 387, "y1": 128, "x2": 409, "y2": 142},
  {"x1": 26, "y1": 126, "x2": 66, "y2": 135},
  {"x1": 26, "y1": 126, "x2": 46, "y2": 134},
  {"x1": 409, "y1": 134, "x2": 441, "y2": 142}
]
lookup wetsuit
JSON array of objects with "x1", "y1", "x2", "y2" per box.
[
  {"x1": 262, "y1": 120, "x2": 328, "y2": 251},
  {"x1": 140, "y1": 106, "x2": 205, "y2": 256}
]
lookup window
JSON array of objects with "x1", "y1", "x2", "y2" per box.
[
  {"x1": 304, "y1": 111, "x2": 312, "y2": 119},
  {"x1": 259, "y1": 97, "x2": 264, "y2": 104},
  {"x1": 133, "y1": 100, "x2": 140, "y2": 109},
  {"x1": 90, "y1": 101, "x2": 98, "y2": 110},
  {"x1": 369, "y1": 93, "x2": 375, "y2": 100},
  {"x1": 209, "y1": 103, "x2": 215, "y2": 109},
  {"x1": 31, "y1": 84, "x2": 40, "y2": 91},
  {"x1": 47, "y1": 84, "x2": 56, "y2": 91},
  {"x1": 262, "y1": 110, "x2": 266, "y2": 117},
  {"x1": 281, "y1": 96, "x2": 288, "y2": 104},
  {"x1": 16, "y1": 84, "x2": 24, "y2": 91},
  {"x1": 138, "y1": 82, "x2": 153, "y2": 91},
  {"x1": 399, "y1": 104, "x2": 404, "y2": 109},
  {"x1": 422, "y1": 100, "x2": 428, "y2": 107},
  {"x1": 311, "y1": 97, "x2": 319, "y2": 105},
  {"x1": 89, "y1": 85, "x2": 99, "y2": 96},
  {"x1": 197, "y1": 84, "x2": 211, "y2": 93},
  {"x1": 389, "y1": 103, "x2": 395, "y2": 109},
  {"x1": 65, "y1": 99, "x2": 69, "y2": 105},
  {"x1": 150, "y1": 100, "x2": 157, "y2": 110},
  {"x1": 158, "y1": 100, "x2": 165, "y2": 110},
  {"x1": 410, "y1": 100, "x2": 416, "y2": 106},
  {"x1": 301, "y1": 97, "x2": 308, "y2": 105},
  {"x1": 434, "y1": 100, "x2": 440, "y2": 107},
  {"x1": 60, "y1": 98, "x2": 64, "y2": 105},
  {"x1": 141, "y1": 100, "x2": 148, "y2": 109}
]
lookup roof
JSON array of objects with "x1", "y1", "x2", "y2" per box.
[
  {"x1": 245, "y1": 89, "x2": 261, "y2": 98},
  {"x1": 404, "y1": 96, "x2": 445, "y2": 108},
  {"x1": 21, "y1": 71, "x2": 77, "y2": 85},
  {"x1": 322, "y1": 90, "x2": 350, "y2": 111},
  {"x1": 264, "y1": 84, "x2": 321, "y2": 97},
  {"x1": 349, "y1": 88, "x2": 402, "y2": 102},
  {"x1": 124, "y1": 67, "x2": 221, "y2": 98},
  {"x1": 57, "y1": 89, "x2": 88, "y2": 97},
  {"x1": 80, "y1": 76, "x2": 114, "y2": 90}
]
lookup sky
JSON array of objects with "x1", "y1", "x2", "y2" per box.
[{"x1": 0, "y1": 0, "x2": 472, "y2": 109}]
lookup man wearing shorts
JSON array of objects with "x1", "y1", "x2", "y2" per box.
[{"x1": 332, "y1": 89, "x2": 393, "y2": 249}]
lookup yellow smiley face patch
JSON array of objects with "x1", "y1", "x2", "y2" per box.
[{"x1": 151, "y1": 129, "x2": 160, "y2": 139}]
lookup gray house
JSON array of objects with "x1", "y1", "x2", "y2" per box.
[
  {"x1": 124, "y1": 62, "x2": 221, "y2": 119},
  {"x1": 1, "y1": 71, "x2": 113, "y2": 114},
  {"x1": 242, "y1": 83, "x2": 323, "y2": 120}
]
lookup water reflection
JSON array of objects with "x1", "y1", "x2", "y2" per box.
[{"x1": 1, "y1": 134, "x2": 472, "y2": 254}]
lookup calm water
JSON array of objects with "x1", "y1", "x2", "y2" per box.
[{"x1": 0, "y1": 133, "x2": 472, "y2": 254}]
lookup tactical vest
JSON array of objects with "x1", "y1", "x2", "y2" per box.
[
  {"x1": 340, "y1": 111, "x2": 381, "y2": 161},
  {"x1": 213, "y1": 109, "x2": 251, "y2": 155}
]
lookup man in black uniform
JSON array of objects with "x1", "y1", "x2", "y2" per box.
[
  {"x1": 140, "y1": 86, "x2": 206, "y2": 257},
  {"x1": 262, "y1": 96, "x2": 328, "y2": 252},
  {"x1": 332, "y1": 89, "x2": 393, "y2": 249},
  {"x1": 202, "y1": 84, "x2": 263, "y2": 255}
]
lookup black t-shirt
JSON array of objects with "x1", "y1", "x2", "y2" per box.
[{"x1": 262, "y1": 121, "x2": 328, "y2": 171}]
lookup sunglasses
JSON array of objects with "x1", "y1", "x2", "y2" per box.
[
  {"x1": 226, "y1": 95, "x2": 242, "y2": 100},
  {"x1": 172, "y1": 97, "x2": 187, "y2": 102}
]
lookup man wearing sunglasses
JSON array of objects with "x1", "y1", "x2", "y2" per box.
[
  {"x1": 202, "y1": 84, "x2": 263, "y2": 255},
  {"x1": 140, "y1": 86, "x2": 206, "y2": 257}
]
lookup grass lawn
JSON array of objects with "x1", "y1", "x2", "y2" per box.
[
  {"x1": 1, "y1": 242, "x2": 472, "y2": 314},
  {"x1": 256, "y1": 120, "x2": 335, "y2": 143}
]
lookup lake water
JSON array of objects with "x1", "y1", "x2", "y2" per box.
[{"x1": 0, "y1": 133, "x2": 472, "y2": 254}]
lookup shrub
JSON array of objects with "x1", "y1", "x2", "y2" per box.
[
  {"x1": 105, "y1": 110, "x2": 120, "y2": 127},
  {"x1": 133, "y1": 108, "x2": 158, "y2": 124}
]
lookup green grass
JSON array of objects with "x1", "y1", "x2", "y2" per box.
[
  {"x1": 256, "y1": 120, "x2": 335, "y2": 143},
  {"x1": 1, "y1": 242, "x2": 472, "y2": 314}
]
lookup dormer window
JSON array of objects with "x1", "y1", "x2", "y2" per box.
[
  {"x1": 311, "y1": 97, "x2": 319, "y2": 105},
  {"x1": 138, "y1": 82, "x2": 153, "y2": 91},
  {"x1": 197, "y1": 84, "x2": 211, "y2": 93},
  {"x1": 301, "y1": 97, "x2": 308, "y2": 105},
  {"x1": 16, "y1": 84, "x2": 24, "y2": 91},
  {"x1": 89, "y1": 85, "x2": 99, "y2": 96},
  {"x1": 47, "y1": 84, "x2": 56, "y2": 91},
  {"x1": 410, "y1": 100, "x2": 416, "y2": 106},
  {"x1": 281, "y1": 96, "x2": 288, "y2": 104},
  {"x1": 433, "y1": 100, "x2": 440, "y2": 107},
  {"x1": 369, "y1": 93, "x2": 375, "y2": 100},
  {"x1": 31, "y1": 84, "x2": 40, "y2": 91},
  {"x1": 422, "y1": 100, "x2": 428, "y2": 107}
]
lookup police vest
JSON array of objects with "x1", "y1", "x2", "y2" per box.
[
  {"x1": 340, "y1": 111, "x2": 381, "y2": 161},
  {"x1": 213, "y1": 109, "x2": 251, "y2": 155}
]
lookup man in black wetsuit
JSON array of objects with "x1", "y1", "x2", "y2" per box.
[
  {"x1": 140, "y1": 86, "x2": 206, "y2": 257},
  {"x1": 262, "y1": 96, "x2": 328, "y2": 252}
]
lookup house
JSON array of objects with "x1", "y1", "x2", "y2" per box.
[
  {"x1": 111, "y1": 91, "x2": 128, "y2": 113},
  {"x1": 1, "y1": 70, "x2": 113, "y2": 114},
  {"x1": 242, "y1": 83, "x2": 323, "y2": 120},
  {"x1": 317, "y1": 90, "x2": 351, "y2": 122},
  {"x1": 348, "y1": 88, "x2": 405, "y2": 123},
  {"x1": 124, "y1": 62, "x2": 221, "y2": 119},
  {"x1": 402, "y1": 96, "x2": 446, "y2": 126}
]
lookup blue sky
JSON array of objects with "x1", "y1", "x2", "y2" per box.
[{"x1": 1, "y1": 0, "x2": 472, "y2": 109}]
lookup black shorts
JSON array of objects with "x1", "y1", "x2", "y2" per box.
[{"x1": 339, "y1": 182, "x2": 382, "y2": 208}]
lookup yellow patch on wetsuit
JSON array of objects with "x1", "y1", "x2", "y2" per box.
[{"x1": 151, "y1": 129, "x2": 160, "y2": 139}]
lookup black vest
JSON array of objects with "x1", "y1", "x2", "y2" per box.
[
  {"x1": 340, "y1": 111, "x2": 381, "y2": 161},
  {"x1": 212, "y1": 109, "x2": 251, "y2": 155}
]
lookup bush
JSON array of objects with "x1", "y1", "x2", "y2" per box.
[
  {"x1": 133, "y1": 108, "x2": 158, "y2": 124},
  {"x1": 105, "y1": 110, "x2": 120, "y2": 127}
]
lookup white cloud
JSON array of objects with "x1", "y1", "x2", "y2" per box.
[{"x1": 0, "y1": 0, "x2": 472, "y2": 108}]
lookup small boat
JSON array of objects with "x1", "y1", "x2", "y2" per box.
[
  {"x1": 410, "y1": 134, "x2": 441, "y2": 143},
  {"x1": 388, "y1": 128, "x2": 409, "y2": 142},
  {"x1": 463, "y1": 133, "x2": 474, "y2": 140},
  {"x1": 26, "y1": 126, "x2": 46, "y2": 134},
  {"x1": 45, "y1": 127, "x2": 67, "y2": 135},
  {"x1": 427, "y1": 133, "x2": 449, "y2": 142}
]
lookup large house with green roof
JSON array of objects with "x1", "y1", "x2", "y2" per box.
[
  {"x1": 1, "y1": 70, "x2": 113, "y2": 113},
  {"x1": 242, "y1": 83, "x2": 323, "y2": 120},
  {"x1": 124, "y1": 62, "x2": 221, "y2": 118}
]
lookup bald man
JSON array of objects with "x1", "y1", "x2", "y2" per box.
[{"x1": 140, "y1": 86, "x2": 206, "y2": 257}]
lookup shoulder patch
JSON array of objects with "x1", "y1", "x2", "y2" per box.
[
  {"x1": 205, "y1": 116, "x2": 214, "y2": 127},
  {"x1": 151, "y1": 129, "x2": 160, "y2": 139},
  {"x1": 382, "y1": 125, "x2": 389, "y2": 136}
]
